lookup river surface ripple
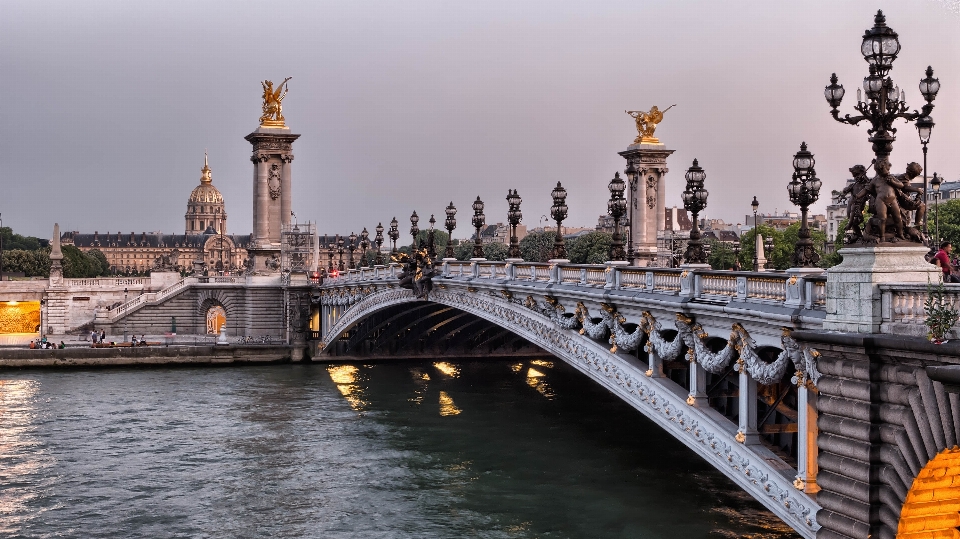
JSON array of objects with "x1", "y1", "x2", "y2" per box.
[{"x1": 0, "y1": 359, "x2": 797, "y2": 538}]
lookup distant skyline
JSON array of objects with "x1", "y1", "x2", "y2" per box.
[{"x1": 3, "y1": 1, "x2": 960, "y2": 239}]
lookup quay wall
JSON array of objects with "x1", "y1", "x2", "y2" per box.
[{"x1": 0, "y1": 345, "x2": 295, "y2": 368}]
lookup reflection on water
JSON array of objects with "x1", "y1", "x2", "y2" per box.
[
  {"x1": 0, "y1": 380, "x2": 52, "y2": 536},
  {"x1": 433, "y1": 361, "x2": 460, "y2": 378},
  {"x1": 0, "y1": 360, "x2": 798, "y2": 539},
  {"x1": 326, "y1": 364, "x2": 368, "y2": 411}
]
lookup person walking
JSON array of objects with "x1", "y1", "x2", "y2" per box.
[{"x1": 933, "y1": 241, "x2": 960, "y2": 283}]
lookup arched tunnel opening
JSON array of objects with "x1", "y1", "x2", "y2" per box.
[{"x1": 317, "y1": 301, "x2": 547, "y2": 360}]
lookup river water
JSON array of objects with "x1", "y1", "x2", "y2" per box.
[{"x1": 0, "y1": 359, "x2": 797, "y2": 538}]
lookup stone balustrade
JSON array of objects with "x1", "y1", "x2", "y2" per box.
[
  {"x1": 880, "y1": 282, "x2": 960, "y2": 337},
  {"x1": 329, "y1": 261, "x2": 830, "y2": 311}
]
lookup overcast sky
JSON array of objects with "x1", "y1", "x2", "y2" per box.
[{"x1": 2, "y1": 0, "x2": 960, "y2": 240}]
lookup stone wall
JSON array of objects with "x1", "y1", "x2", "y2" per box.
[{"x1": 793, "y1": 331, "x2": 960, "y2": 539}]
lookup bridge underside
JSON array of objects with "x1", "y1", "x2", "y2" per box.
[{"x1": 315, "y1": 301, "x2": 545, "y2": 360}]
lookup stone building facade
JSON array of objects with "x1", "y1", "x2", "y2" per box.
[{"x1": 61, "y1": 157, "x2": 250, "y2": 274}]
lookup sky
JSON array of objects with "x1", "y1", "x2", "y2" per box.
[{"x1": 2, "y1": 0, "x2": 960, "y2": 240}]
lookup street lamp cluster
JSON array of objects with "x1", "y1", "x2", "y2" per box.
[
  {"x1": 681, "y1": 159, "x2": 709, "y2": 265},
  {"x1": 788, "y1": 143, "x2": 822, "y2": 268}
]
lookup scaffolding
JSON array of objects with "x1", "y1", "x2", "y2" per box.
[{"x1": 281, "y1": 222, "x2": 316, "y2": 273}]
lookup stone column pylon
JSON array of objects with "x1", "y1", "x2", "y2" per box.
[
  {"x1": 619, "y1": 143, "x2": 674, "y2": 267},
  {"x1": 245, "y1": 126, "x2": 300, "y2": 272}
]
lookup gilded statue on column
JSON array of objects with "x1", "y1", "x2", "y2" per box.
[
  {"x1": 625, "y1": 104, "x2": 676, "y2": 144},
  {"x1": 260, "y1": 77, "x2": 292, "y2": 127}
]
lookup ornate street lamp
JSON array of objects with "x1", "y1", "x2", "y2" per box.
[
  {"x1": 359, "y1": 228, "x2": 370, "y2": 267},
  {"x1": 444, "y1": 202, "x2": 457, "y2": 259},
  {"x1": 336, "y1": 235, "x2": 345, "y2": 272},
  {"x1": 472, "y1": 196, "x2": 485, "y2": 259},
  {"x1": 681, "y1": 159, "x2": 709, "y2": 265},
  {"x1": 623, "y1": 163, "x2": 638, "y2": 265},
  {"x1": 607, "y1": 172, "x2": 627, "y2": 262},
  {"x1": 550, "y1": 182, "x2": 568, "y2": 260},
  {"x1": 326, "y1": 240, "x2": 335, "y2": 272},
  {"x1": 751, "y1": 196, "x2": 760, "y2": 271},
  {"x1": 765, "y1": 236, "x2": 775, "y2": 270},
  {"x1": 348, "y1": 231, "x2": 357, "y2": 269},
  {"x1": 427, "y1": 215, "x2": 437, "y2": 260},
  {"x1": 933, "y1": 172, "x2": 942, "y2": 242},
  {"x1": 374, "y1": 223, "x2": 385, "y2": 265},
  {"x1": 787, "y1": 142, "x2": 823, "y2": 268},
  {"x1": 506, "y1": 189, "x2": 523, "y2": 259},
  {"x1": 916, "y1": 113, "x2": 935, "y2": 238},
  {"x1": 410, "y1": 211, "x2": 420, "y2": 250},
  {"x1": 825, "y1": 11, "x2": 938, "y2": 175},
  {"x1": 388, "y1": 217, "x2": 399, "y2": 254}
]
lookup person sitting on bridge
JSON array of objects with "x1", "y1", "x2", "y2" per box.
[{"x1": 933, "y1": 241, "x2": 960, "y2": 283}]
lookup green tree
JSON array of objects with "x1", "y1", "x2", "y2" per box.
[
  {"x1": 0, "y1": 226, "x2": 47, "y2": 251},
  {"x1": 86, "y1": 249, "x2": 110, "y2": 276},
  {"x1": 566, "y1": 232, "x2": 613, "y2": 264},
  {"x1": 821, "y1": 218, "x2": 848, "y2": 268},
  {"x1": 929, "y1": 199, "x2": 960, "y2": 248},
  {"x1": 1, "y1": 248, "x2": 51, "y2": 277},
  {"x1": 707, "y1": 240, "x2": 738, "y2": 270},
  {"x1": 519, "y1": 231, "x2": 555, "y2": 262},
  {"x1": 454, "y1": 241, "x2": 508, "y2": 261},
  {"x1": 737, "y1": 224, "x2": 781, "y2": 271},
  {"x1": 775, "y1": 222, "x2": 828, "y2": 270},
  {"x1": 62, "y1": 245, "x2": 102, "y2": 278}
]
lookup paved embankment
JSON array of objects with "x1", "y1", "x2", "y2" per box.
[{"x1": 0, "y1": 345, "x2": 294, "y2": 368}]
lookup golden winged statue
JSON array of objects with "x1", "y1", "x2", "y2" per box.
[
  {"x1": 625, "y1": 104, "x2": 676, "y2": 144},
  {"x1": 260, "y1": 77, "x2": 292, "y2": 127}
]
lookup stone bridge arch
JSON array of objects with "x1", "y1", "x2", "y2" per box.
[{"x1": 318, "y1": 285, "x2": 822, "y2": 537}]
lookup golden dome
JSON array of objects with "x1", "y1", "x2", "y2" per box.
[{"x1": 188, "y1": 153, "x2": 224, "y2": 204}]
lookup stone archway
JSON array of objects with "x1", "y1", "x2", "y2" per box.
[{"x1": 206, "y1": 305, "x2": 226, "y2": 335}]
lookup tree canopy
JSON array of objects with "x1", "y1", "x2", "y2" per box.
[
  {"x1": 519, "y1": 231, "x2": 555, "y2": 263},
  {"x1": 566, "y1": 232, "x2": 613, "y2": 265}
]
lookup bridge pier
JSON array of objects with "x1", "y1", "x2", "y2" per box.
[
  {"x1": 687, "y1": 359, "x2": 708, "y2": 406},
  {"x1": 738, "y1": 368, "x2": 760, "y2": 445}
]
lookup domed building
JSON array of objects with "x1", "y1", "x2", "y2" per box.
[
  {"x1": 62, "y1": 156, "x2": 251, "y2": 275},
  {"x1": 185, "y1": 154, "x2": 227, "y2": 235}
]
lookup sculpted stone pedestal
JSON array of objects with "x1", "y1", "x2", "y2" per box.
[
  {"x1": 619, "y1": 143, "x2": 675, "y2": 266},
  {"x1": 823, "y1": 245, "x2": 938, "y2": 333},
  {"x1": 245, "y1": 126, "x2": 300, "y2": 273}
]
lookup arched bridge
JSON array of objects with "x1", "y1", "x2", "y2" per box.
[{"x1": 316, "y1": 260, "x2": 829, "y2": 537}]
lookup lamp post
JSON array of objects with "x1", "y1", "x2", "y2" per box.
[
  {"x1": 39, "y1": 299, "x2": 45, "y2": 341},
  {"x1": 765, "y1": 236, "x2": 775, "y2": 270},
  {"x1": 733, "y1": 243, "x2": 741, "y2": 271},
  {"x1": 347, "y1": 231, "x2": 357, "y2": 270},
  {"x1": 472, "y1": 196, "x2": 485, "y2": 259},
  {"x1": 787, "y1": 142, "x2": 823, "y2": 268},
  {"x1": 123, "y1": 287, "x2": 128, "y2": 342},
  {"x1": 751, "y1": 196, "x2": 760, "y2": 271},
  {"x1": 326, "y1": 240, "x2": 335, "y2": 273},
  {"x1": 681, "y1": 159, "x2": 709, "y2": 265},
  {"x1": 336, "y1": 235, "x2": 345, "y2": 272},
  {"x1": 359, "y1": 228, "x2": 370, "y2": 268},
  {"x1": 916, "y1": 114, "x2": 934, "y2": 238},
  {"x1": 624, "y1": 163, "x2": 638, "y2": 265},
  {"x1": 824, "y1": 11, "x2": 938, "y2": 185},
  {"x1": 388, "y1": 217, "x2": 399, "y2": 255},
  {"x1": 427, "y1": 215, "x2": 437, "y2": 260},
  {"x1": 550, "y1": 182, "x2": 568, "y2": 260},
  {"x1": 410, "y1": 211, "x2": 420, "y2": 250},
  {"x1": 607, "y1": 172, "x2": 627, "y2": 262},
  {"x1": 506, "y1": 189, "x2": 523, "y2": 259},
  {"x1": 444, "y1": 202, "x2": 457, "y2": 259},
  {"x1": 932, "y1": 172, "x2": 942, "y2": 242},
  {"x1": 374, "y1": 223, "x2": 385, "y2": 265}
]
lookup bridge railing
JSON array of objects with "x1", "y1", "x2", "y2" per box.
[
  {"x1": 323, "y1": 261, "x2": 829, "y2": 311},
  {"x1": 880, "y1": 282, "x2": 960, "y2": 336},
  {"x1": 65, "y1": 277, "x2": 147, "y2": 287}
]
